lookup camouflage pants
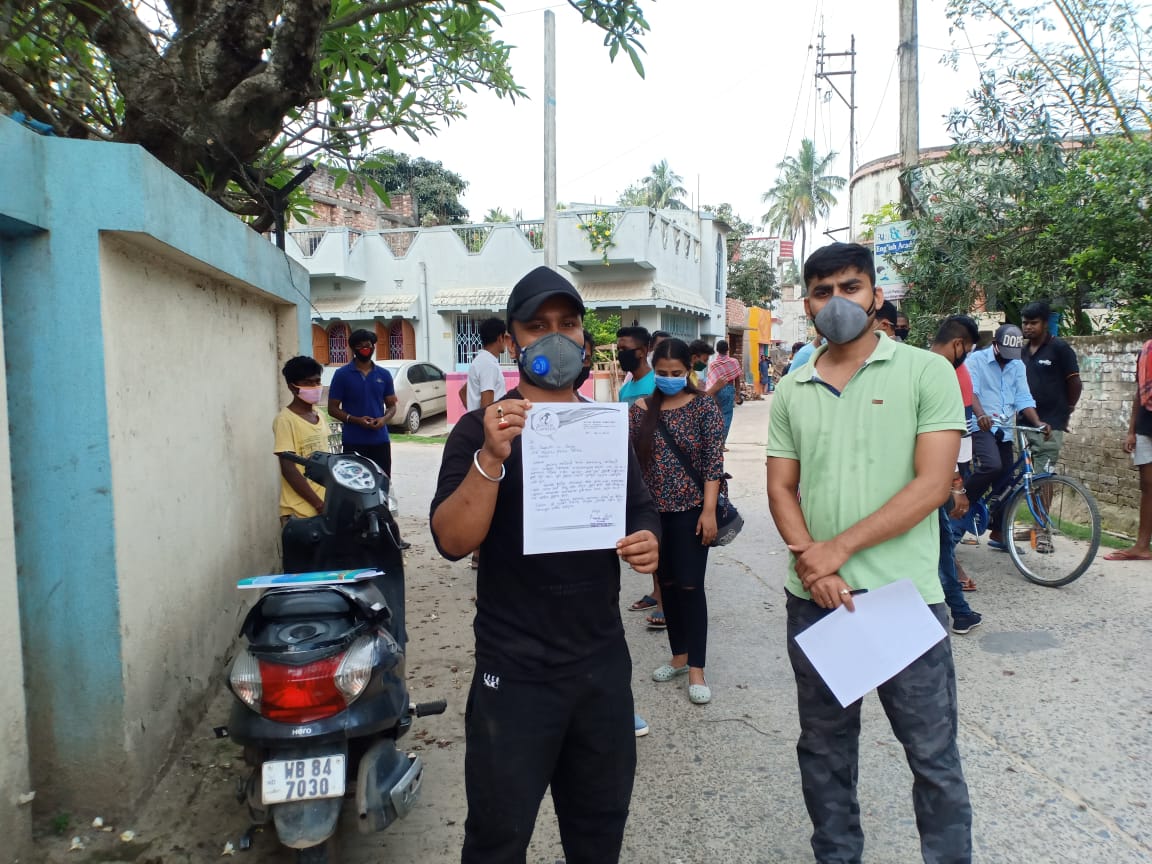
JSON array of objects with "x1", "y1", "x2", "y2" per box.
[{"x1": 786, "y1": 593, "x2": 972, "y2": 864}]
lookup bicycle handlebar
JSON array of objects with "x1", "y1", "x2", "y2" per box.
[{"x1": 996, "y1": 424, "x2": 1047, "y2": 434}]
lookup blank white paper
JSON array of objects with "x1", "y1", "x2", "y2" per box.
[{"x1": 793, "y1": 579, "x2": 947, "y2": 708}]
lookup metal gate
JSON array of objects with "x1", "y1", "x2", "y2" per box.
[{"x1": 455, "y1": 315, "x2": 512, "y2": 370}]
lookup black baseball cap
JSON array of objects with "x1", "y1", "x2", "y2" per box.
[
  {"x1": 506, "y1": 266, "x2": 586, "y2": 324},
  {"x1": 994, "y1": 324, "x2": 1025, "y2": 360}
]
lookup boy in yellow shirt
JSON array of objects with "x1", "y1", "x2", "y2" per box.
[{"x1": 273, "y1": 356, "x2": 329, "y2": 521}]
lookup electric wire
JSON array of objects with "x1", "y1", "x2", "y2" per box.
[
  {"x1": 858, "y1": 51, "x2": 898, "y2": 154},
  {"x1": 781, "y1": 0, "x2": 824, "y2": 167}
]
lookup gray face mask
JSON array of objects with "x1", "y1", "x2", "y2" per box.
[
  {"x1": 814, "y1": 295, "x2": 875, "y2": 345},
  {"x1": 517, "y1": 332, "x2": 586, "y2": 390}
]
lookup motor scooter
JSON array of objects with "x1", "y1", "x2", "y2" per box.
[{"x1": 226, "y1": 451, "x2": 444, "y2": 862}]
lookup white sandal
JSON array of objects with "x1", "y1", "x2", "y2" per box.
[
  {"x1": 688, "y1": 681, "x2": 712, "y2": 704},
  {"x1": 651, "y1": 663, "x2": 689, "y2": 682}
]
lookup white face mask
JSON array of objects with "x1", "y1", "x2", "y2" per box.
[{"x1": 296, "y1": 385, "x2": 323, "y2": 405}]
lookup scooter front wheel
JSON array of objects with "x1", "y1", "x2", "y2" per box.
[{"x1": 295, "y1": 837, "x2": 337, "y2": 864}]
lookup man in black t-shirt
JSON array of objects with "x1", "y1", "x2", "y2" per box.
[
  {"x1": 430, "y1": 266, "x2": 660, "y2": 864},
  {"x1": 1021, "y1": 301, "x2": 1082, "y2": 471}
]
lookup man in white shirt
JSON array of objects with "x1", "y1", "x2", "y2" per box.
[{"x1": 461, "y1": 317, "x2": 509, "y2": 411}]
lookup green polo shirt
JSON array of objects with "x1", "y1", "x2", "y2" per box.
[{"x1": 767, "y1": 332, "x2": 965, "y2": 604}]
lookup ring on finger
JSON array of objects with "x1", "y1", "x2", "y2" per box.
[{"x1": 496, "y1": 406, "x2": 504, "y2": 418}]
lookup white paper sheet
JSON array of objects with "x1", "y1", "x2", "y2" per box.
[
  {"x1": 793, "y1": 579, "x2": 947, "y2": 708},
  {"x1": 521, "y1": 402, "x2": 629, "y2": 555}
]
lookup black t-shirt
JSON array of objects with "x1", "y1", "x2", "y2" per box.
[
  {"x1": 430, "y1": 390, "x2": 661, "y2": 681},
  {"x1": 1137, "y1": 405, "x2": 1152, "y2": 438},
  {"x1": 1022, "y1": 336, "x2": 1080, "y2": 431}
]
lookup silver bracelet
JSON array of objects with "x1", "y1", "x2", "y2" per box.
[{"x1": 473, "y1": 449, "x2": 505, "y2": 482}]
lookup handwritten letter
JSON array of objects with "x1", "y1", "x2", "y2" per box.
[{"x1": 521, "y1": 402, "x2": 629, "y2": 555}]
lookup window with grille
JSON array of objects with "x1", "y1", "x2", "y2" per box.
[
  {"x1": 660, "y1": 313, "x2": 697, "y2": 342},
  {"x1": 328, "y1": 323, "x2": 350, "y2": 365},
  {"x1": 389, "y1": 320, "x2": 405, "y2": 360},
  {"x1": 455, "y1": 315, "x2": 512, "y2": 369},
  {"x1": 715, "y1": 236, "x2": 724, "y2": 304}
]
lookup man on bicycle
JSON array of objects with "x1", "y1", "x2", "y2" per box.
[{"x1": 964, "y1": 324, "x2": 1050, "y2": 552}]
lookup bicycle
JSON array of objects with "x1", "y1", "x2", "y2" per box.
[{"x1": 958, "y1": 423, "x2": 1101, "y2": 587}]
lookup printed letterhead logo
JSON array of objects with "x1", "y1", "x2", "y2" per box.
[{"x1": 482, "y1": 673, "x2": 500, "y2": 690}]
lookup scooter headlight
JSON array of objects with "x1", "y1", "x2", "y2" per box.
[
  {"x1": 331, "y1": 458, "x2": 377, "y2": 492},
  {"x1": 334, "y1": 635, "x2": 376, "y2": 702},
  {"x1": 386, "y1": 480, "x2": 399, "y2": 516}
]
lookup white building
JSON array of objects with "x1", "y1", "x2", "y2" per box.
[{"x1": 284, "y1": 207, "x2": 729, "y2": 372}]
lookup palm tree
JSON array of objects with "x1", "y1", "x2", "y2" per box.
[
  {"x1": 642, "y1": 159, "x2": 688, "y2": 210},
  {"x1": 760, "y1": 139, "x2": 846, "y2": 266},
  {"x1": 483, "y1": 207, "x2": 512, "y2": 223}
]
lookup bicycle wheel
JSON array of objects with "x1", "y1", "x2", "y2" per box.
[{"x1": 1002, "y1": 475, "x2": 1101, "y2": 587}]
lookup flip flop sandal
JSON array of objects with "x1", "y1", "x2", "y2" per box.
[
  {"x1": 1104, "y1": 550, "x2": 1152, "y2": 561},
  {"x1": 645, "y1": 611, "x2": 666, "y2": 630},
  {"x1": 960, "y1": 536, "x2": 979, "y2": 545},
  {"x1": 629, "y1": 594, "x2": 658, "y2": 611},
  {"x1": 960, "y1": 579, "x2": 977, "y2": 592}
]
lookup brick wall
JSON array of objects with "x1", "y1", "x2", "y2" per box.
[
  {"x1": 303, "y1": 166, "x2": 415, "y2": 230},
  {"x1": 1062, "y1": 333, "x2": 1150, "y2": 536}
]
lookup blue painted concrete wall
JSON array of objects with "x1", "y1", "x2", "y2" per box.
[{"x1": 0, "y1": 116, "x2": 312, "y2": 802}]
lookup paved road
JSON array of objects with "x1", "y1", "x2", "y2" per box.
[
  {"x1": 374, "y1": 397, "x2": 1152, "y2": 864},
  {"x1": 52, "y1": 397, "x2": 1151, "y2": 863}
]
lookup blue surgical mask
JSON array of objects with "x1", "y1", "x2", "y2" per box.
[{"x1": 653, "y1": 375, "x2": 688, "y2": 395}]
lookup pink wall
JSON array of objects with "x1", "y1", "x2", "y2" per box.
[{"x1": 446, "y1": 370, "x2": 599, "y2": 424}]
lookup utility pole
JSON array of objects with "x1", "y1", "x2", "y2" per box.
[
  {"x1": 898, "y1": 0, "x2": 920, "y2": 215},
  {"x1": 815, "y1": 32, "x2": 857, "y2": 236},
  {"x1": 543, "y1": 10, "x2": 558, "y2": 270}
]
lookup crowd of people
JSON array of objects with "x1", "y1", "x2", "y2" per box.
[{"x1": 267, "y1": 248, "x2": 1151, "y2": 864}]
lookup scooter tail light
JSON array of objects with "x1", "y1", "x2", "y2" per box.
[
  {"x1": 229, "y1": 652, "x2": 262, "y2": 710},
  {"x1": 334, "y1": 635, "x2": 376, "y2": 702},
  {"x1": 257, "y1": 654, "x2": 346, "y2": 724}
]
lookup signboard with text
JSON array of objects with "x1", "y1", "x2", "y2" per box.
[{"x1": 873, "y1": 221, "x2": 916, "y2": 301}]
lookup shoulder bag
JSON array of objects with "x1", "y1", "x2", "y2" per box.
[{"x1": 654, "y1": 415, "x2": 743, "y2": 546}]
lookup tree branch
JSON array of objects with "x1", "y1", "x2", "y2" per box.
[
  {"x1": 0, "y1": 63, "x2": 64, "y2": 131},
  {"x1": 326, "y1": 0, "x2": 456, "y2": 32},
  {"x1": 964, "y1": 0, "x2": 1097, "y2": 134}
]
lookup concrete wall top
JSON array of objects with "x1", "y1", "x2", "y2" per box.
[{"x1": 0, "y1": 117, "x2": 313, "y2": 335}]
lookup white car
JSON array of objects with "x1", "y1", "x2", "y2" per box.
[
  {"x1": 321, "y1": 360, "x2": 447, "y2": 433},
  {"x1": 378, "y1": 360, "x2": 448, "y2": 433}
]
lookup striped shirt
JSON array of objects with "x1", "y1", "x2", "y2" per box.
[{"x1": 707, "y1": 354, "x2": 742, "y2": 389}]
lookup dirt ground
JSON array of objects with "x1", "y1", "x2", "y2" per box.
[{"x1": 31, "y1": 504, "x2": 478, "y2": 864}]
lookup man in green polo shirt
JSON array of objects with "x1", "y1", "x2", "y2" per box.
[{"x1": 766, "y1": 243, "x2": 971, "y2": 864}]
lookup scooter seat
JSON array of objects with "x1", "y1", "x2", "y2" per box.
[{"x1": 259, "y1": 589, "x2": 352, "y2": 620}]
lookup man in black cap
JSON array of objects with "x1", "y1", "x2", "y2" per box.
[
  {"x1": 964, "y1": 323, "x2": 1049, "y2": 551},
  {"x1": 430, "y1": 265, "x2": 661, "y2": 864}
]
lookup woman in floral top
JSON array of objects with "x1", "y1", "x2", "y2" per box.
[{"x1": 629, "y1": 338, "x2": 726, "y2": 705}]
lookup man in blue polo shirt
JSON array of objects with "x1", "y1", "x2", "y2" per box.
[{"x1": 327, "y1": 329, "x2": 399, "y2": 477}]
